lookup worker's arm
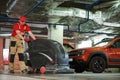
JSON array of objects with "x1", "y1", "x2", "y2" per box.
[
  {"x1": 16, "y1": 30, "x2": 24, "y2": 40},
  {"x1": 28, "y1": 31, "x2": 36, "y2": 40}
]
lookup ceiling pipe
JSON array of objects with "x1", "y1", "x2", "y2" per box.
[
  {"x1": 79, "y1": 31, "x2": 118, "y2": 36},
  {"x1": 0, "y1": 16, "x2": 68, "y2": 26},
  {"x1": 24, "y1": 0, "x2": 45, "y2": 16},
  {"x1": 0, "y1": 16, "x2": 69, "y2": 30},
  {"x1": 0, "y1": 17, "x2": 118, "y2": 36},
  {"x1": 0, "y1": 16, "x2": 18, "y2": 22},
  {"x1": 6, "y1": 0, "x2": 19, "y2": 13}
]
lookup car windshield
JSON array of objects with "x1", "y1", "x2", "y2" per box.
[{"x1": 93, "y1": 38, "x2": 112, "y2": 47}]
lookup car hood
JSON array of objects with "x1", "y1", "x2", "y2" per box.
[{"x1": 73, "y1": 46, "x2": 106, "y2": 51}]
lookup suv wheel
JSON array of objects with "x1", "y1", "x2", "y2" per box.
[{"x1": 89, "y1": 56, "x2": 106, "y2": 73}]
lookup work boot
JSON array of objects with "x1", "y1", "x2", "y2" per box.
[
  {"x1": 35, "y1": 69, "x2": 40, "y2": 74},
  {"x1": 9, "y1": 70, "x2": 14, "y2": 73}
]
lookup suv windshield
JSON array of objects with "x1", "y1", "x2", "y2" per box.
[{"x1": 93, "y1": 38, "x2": 112, "y2": 47}]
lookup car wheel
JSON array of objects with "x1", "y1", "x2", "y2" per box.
[
  {"x1": 89, "y1": 56, "x2": 106, "y2": 73},
  {"x1": 74, "y1": 62, "x2": 86, "y2": 73}
]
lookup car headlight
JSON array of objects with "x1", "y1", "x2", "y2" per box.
[{"x1": 69, "y1": 50, "x2": 85, "y2": 56}]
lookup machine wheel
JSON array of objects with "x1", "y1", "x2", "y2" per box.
[
  {"x1": 39, "y1": 66, "x2": 46, "y2": 74},
  {"x1": 89, "y1": 56, "x2": 106, "y2": 73}
]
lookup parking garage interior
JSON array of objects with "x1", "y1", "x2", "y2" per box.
[{"x1": 0, "y1": 0, "x2": 120, "y2": 80}]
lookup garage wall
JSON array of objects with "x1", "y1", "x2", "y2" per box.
[
  {"x1": 0, "y1": 38, "x2": 4, "y2": 69},
  {"x1": 4, "y1": 39, "x2": 10, "y2": 48}
]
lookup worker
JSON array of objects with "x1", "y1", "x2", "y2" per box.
[{"x1": 8, "y1": 16, "x2": 36, "y2": 73}]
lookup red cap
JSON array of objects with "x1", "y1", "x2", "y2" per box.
[{"x1": 19, "y1": 16, "x2": 26, "y2": 22}]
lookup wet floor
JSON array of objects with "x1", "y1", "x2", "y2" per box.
[
  {"x1": 0, "y1": 65, "x2": 120, "y2": 80},
  {"x1": 0, "y1": 70, "x2": 120, "y2": 80}
]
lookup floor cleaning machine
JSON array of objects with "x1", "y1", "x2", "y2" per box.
[{"x1": 25, "y1": 39, "x2": 74, "y2": 74}]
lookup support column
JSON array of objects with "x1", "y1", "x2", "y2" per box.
[
  {"x1": 48, "y1": 25, "x2": 63, "y2": 44},
  {"x1": 48, "y1": 17, "x2": 63, "y2": 44}
]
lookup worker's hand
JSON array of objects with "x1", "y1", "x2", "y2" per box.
[{"x1": 24, "y1": 38, "x2": 30, "y2": 42}]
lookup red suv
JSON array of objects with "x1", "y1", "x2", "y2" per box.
[{"x1": 69, "y1": 36, "x2": 120, "y2": 73}]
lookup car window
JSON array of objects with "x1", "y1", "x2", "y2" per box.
[
  {"x1": 112, "y1": 40, "x2": 120, "y2": 48},
  {"x1": 93, "y1": 40, "x2": 111, "y2": 47}
]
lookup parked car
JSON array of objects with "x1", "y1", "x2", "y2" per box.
[{"x1": 69, "y1": 36, "x2": 120, "y2": 73}]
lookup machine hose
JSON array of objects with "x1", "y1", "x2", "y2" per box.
[{"x1": 38, "y1": 52, "x2": 54, "y2": 64}]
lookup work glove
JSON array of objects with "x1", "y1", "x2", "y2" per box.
[{"x1": 24, "y1": 38, "x2": 30, "y2": 42}]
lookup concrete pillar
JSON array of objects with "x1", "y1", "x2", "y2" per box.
[
  {"x1": 48, "y1": 17, "x2": 63, "y2": 44},
  {"x1": 48, "y1": 25, "x2": 63, "y2": 45}
]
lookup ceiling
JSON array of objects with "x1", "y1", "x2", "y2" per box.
[{"x1": 0, "y1": 0, "x2": 120, "y2": 42}]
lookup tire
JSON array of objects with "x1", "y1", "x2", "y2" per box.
[
  {"x1": 89, "y1": 56, "x2": 106, "y2": 73},
  {"x1": 75, "y1": 65, "x2": 85, "y2": 73},
  {"x1": 70, "y1": 61, "x2": 85, "y2": 73}
]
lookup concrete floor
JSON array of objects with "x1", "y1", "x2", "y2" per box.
[
  {"x1": 0, "y1": 71, "x2": 120, "y2": 80},
  {"x1": 0, "y1": 65, "x2": 120, "y2": 80},
  {"x1": 0, "y1": 72, "x2": 120, "y2": 80}
]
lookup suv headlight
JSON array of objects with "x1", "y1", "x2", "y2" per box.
[{"x1": 69, "y1": 50, "x2": 85, "y2": 56}]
